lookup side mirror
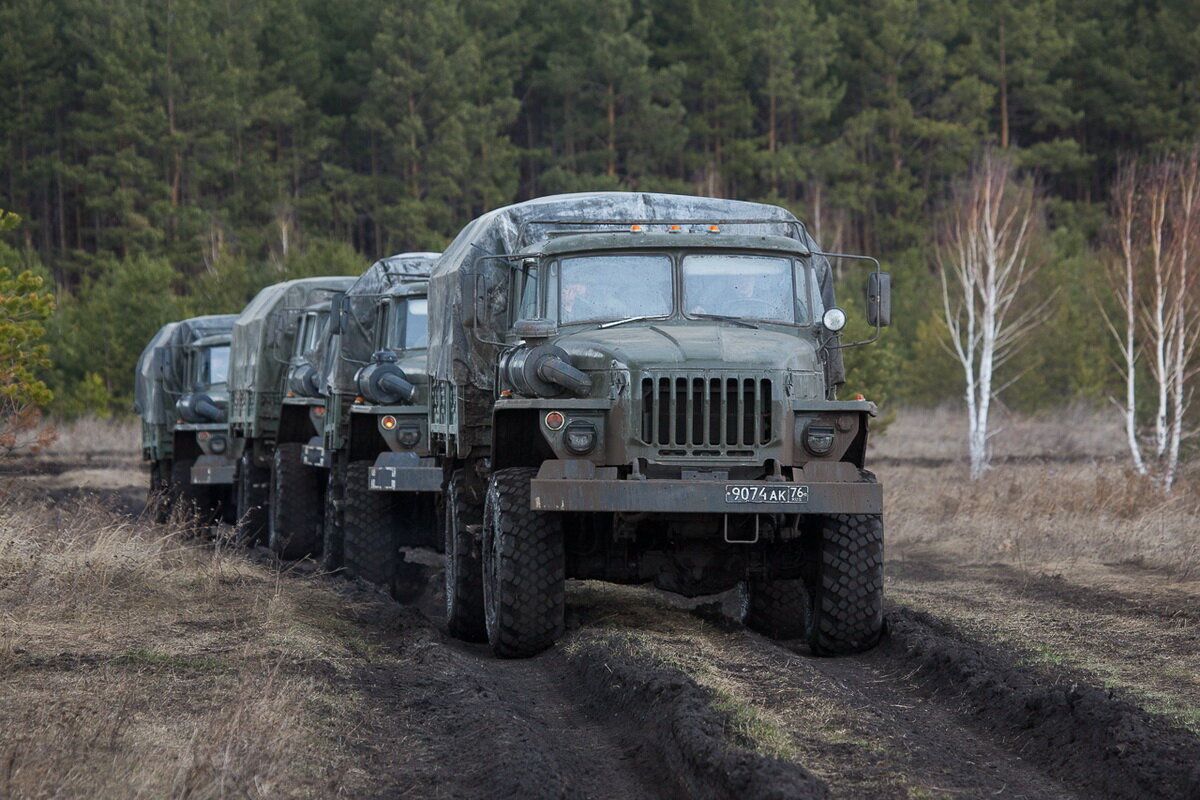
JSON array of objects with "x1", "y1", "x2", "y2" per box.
[
  {"x1": 328, "y1": 293, "x2": 346, "y2": 335},
  {"x1": 866, "y1": 272, "x2": 891, "y2": 328}
]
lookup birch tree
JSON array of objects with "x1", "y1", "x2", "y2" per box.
[
  {"x1": 938, "y1": 153, "x2": 1048, "y2": 479},
  {"x1": 1103, "y1": 153, "x2": 1200, "y2": 491}
]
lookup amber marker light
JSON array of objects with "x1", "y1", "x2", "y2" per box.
[
  {"x1": 669, "y1": 224, "x2": 681, "y2": 233},
  {"x1": 381, "y1": 415, "x2": 398, "y2": 430},
  {"x1": 630, "y1": 224, "x2": 644, "y2": 232},
  {"x1": 544, "y1": 411, "x2": 566, "y2": 431},
  {"x1": 853, "y1": 394, "x2": 866, "y2": 401},
  {"x1": 708, "y1": 224, "x2": 720, "y2": 233}
]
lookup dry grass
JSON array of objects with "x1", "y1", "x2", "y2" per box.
[
  {"x1": 0, "y1": 491, "x2": 351, "y2": 799},
  {"x1": 875, "y1": 407, "x2": 1200, "y2": 573},
  {"x1": 42, "y1": 415, "x2": 140, "y2": 455}
]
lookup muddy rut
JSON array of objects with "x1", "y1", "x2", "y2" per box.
[{"x1": 20, "y1": 454, "x2": 1200, "y2": 800}]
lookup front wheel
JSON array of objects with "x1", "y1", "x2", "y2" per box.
[
  {"x1": 482, "y1": 467, "x2": 564, "y2": 658},
  {"x1": 806, "y1": 514, "x2": 884, "y2": 655},
  {"x1": 444, "y1": 470, "x2": 486, "y2": 642},
  {"x1": 268, "y1": 443, "x2": 324, "y2": 559},
  {"x1": 342, "y1": 460, "x2": 400, "y2": 588}
]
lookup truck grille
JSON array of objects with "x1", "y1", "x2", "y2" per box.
[{"x1": 639, "y1": 373, "x2": 774, "y2": 453}]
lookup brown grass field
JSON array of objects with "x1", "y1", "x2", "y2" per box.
[{"x1": 0, "y1": 409, "x2": 1196, "y2": 799}]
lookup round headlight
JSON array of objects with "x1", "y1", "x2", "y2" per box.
[
  {"x1": 544, "y1": 411, "x2": 566, "y2": 431},
  {"x1": 563, "y1": 420, "x2": 597, "y2": 455},
  {"x1": 822, "y1": 307, "x2": 847, "y2": 332},
  {"x1": 803, "y1": 423, "x2": 837, "y2": 456},
  {"x1": 397, "y1": 422, "x2": 421, "y2": 448},
  {"x1": 380, "y1": 415, "x2": 398, "y2": 431},
  {"x1": 208, "y1": 435, "x2": 227, "y2": 454}
]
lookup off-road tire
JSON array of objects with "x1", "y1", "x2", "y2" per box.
[
  {"x1": 741, "y1": 577, "x2": 810, "y2": 640},
  {"x1": 235, "y1": 451, "x2": 270, "y2": 546},
  {"x1": 321, "y1": 468, "x2": 344, "y2": 572},
  {"x1": 445, "y1": 470, "x2": 486, "y2": 642},
  {"x1": 807, "y1": 514, "x2": 884, "y2": 655},
  {"x1": 342, "y1": 460, "x2": 400, "y2": 587},
  {"x1": 169, "y1": 458, "x2": 214, "y2": 526},
  {"x1": 483, "y1": 467, "x2": 564, "y2": 658},
  {"x1": 150, "y1": 459, "x2": 172, "y2": 523},
  {"x1": 268, "y1": 443, "x2": 325, "y2": 559}
]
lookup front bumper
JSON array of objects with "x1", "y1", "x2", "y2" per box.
[
  {"x1": 367, "y1": 452, "x2": 442, "y2": 493},
  {"x1": 192, "y1": 454, "x2": 236, "y2": 485},
  {"x1": 529, "y1": 461, "x2": 881, "y2": 515}
]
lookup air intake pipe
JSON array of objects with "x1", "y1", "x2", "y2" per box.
[
  {"x1": 500, "y1": 345, "x2": 592, "y2": 398},
  {"x1": 355, "y1": 350, "x2": 417, "y2": 405},
  {"x1": 177, "y1": 392, "x2": 224, "y2": 423}
]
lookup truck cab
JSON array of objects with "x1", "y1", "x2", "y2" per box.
[
  {"x1": 307, "y1": 252, "x2": 440, "y2": 591},
  {"x1": 135, "y1": 313, "x2": 239, "y2": 523},
  {"x1": 429, "y1": 193, "x2": 890, "y2": 658}
]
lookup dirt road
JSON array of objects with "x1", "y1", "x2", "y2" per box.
[{"x1": 3, "y1": 430, "x2": 1198, "y2": 799}]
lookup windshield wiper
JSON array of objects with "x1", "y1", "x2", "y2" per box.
[
  {"x1": 598, "y1": 315, "x2": 656, "y2": 329},
  {"x1": 692, "y1": 313, "x2": 758, "y2": 329}
]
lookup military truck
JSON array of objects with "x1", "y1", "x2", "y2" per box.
[
  {"x1": 226, "y1": 276, "x2": 357, "y2": 555},
  {"x1": 134, "y1": 314, "x2": 240, "y2": 522},
  {"x1": 304, "y1": 253, "x2": 440, "y2": 590},
  {"x1": 428, "y1": 193, "x2": 891, "y2": 657}
]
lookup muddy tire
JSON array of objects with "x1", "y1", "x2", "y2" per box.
[
  {"x1": 445, "y1": 470, "x2": 486, "y2": 642},
  {"x1": 169, "y1": 458, "x2": 214, "y2": 524},
  {"x1": 321, "y1": 467, "x2": 344, "y2": 572},
  {"x1": 268, "y1": 443, "x2": 324, "y2": 559},
  {"x1": 807, "y1": 514, "x2": 884, "y2": 655},
  {"x1": 235, "y1": 450, "x2": 270, "y2": 546},
  {"x1": 342, "y1": 460, "x2": 400, "y2": 587},
  {"x1": 150, "y1": 459, "x2": 172, "y2": 523},
  {"x1": 483, "y1": 467, "x2": 564, "y2": 658},
  {"x1": 741, "y1": 578, "x2": 810, "y2": 640}
]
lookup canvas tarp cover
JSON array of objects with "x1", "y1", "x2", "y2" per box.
[
  {"x1": 134, "y1": 314, "x2": 236, "y2": 424},
  {"x1": 228, "y1": 276, "x2": 358, "y2": 418},
  {"x1": 317, "y1": 252, "x2": 438, "y2": 397},
  {"x1": 426, "y1": 192, "x2": 832, "y2": 391}
]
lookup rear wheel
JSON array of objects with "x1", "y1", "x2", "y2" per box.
[
  {"x1": 445, "y1": 470, "x2": 486, "y2": 642},
  {"x1": 741, "y1": 577, "x2": 809, "y2": 640},
  {"x1": 482, "y1": 467, "x2": 564, "y2": 658},
  {"x1": 235, "y1": 450, "x2": 270, "y2": 546},
  {"x1": 806, "y1": 514, "x2": 884, "y2": 655},
  {"x1": 268, "y1": 443, "x2": 324, "y2": 559},
  {"x1": 343, "y1": 460, "x2": 400, "y2": 588}
]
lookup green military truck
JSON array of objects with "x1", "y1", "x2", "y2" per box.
[
  {"x1": 135, "y1": 314, "x2": 239, "y2": 522},
  {"x1": 428, "y1": 193, "x2": 890, "y2": 657},
  {"x1": 304, "y1": 253, "x2": 440, "y2": 590},
  {"x1": 226, "y1": 276, "x2": 357, "y2": 556}
]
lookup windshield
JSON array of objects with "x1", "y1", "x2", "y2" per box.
[
  {"x1": 389, "y1": 297, "x2": 429, "y2": 349},
  {"x1": 554, "y1": 254, "x2": 672, "y2": 324},
  {"x1": 200, "y1": 345, "x2": 229, "y2": 386},
  {"x1": 682, "y1": 254, "x2": 807, "y2": 324}
]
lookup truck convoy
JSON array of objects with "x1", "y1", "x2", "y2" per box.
[
  {"x1": 136, "y1": 192, "x2": 890, "y2": 660},
  {"x1": 135, "y1": 314, "x2": 239, "y2": 522}
]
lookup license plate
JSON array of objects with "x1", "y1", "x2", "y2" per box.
[{"x1": 724, "y1": 484, "x2": 809, "y2": 504}]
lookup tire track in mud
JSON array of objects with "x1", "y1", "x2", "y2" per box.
[
  {"x1": 334, "y1": 576, "x2": 826, "y2": 800},
  {"x1": 567, "y1": 581, "x2": 1200, "y2": 799}
]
